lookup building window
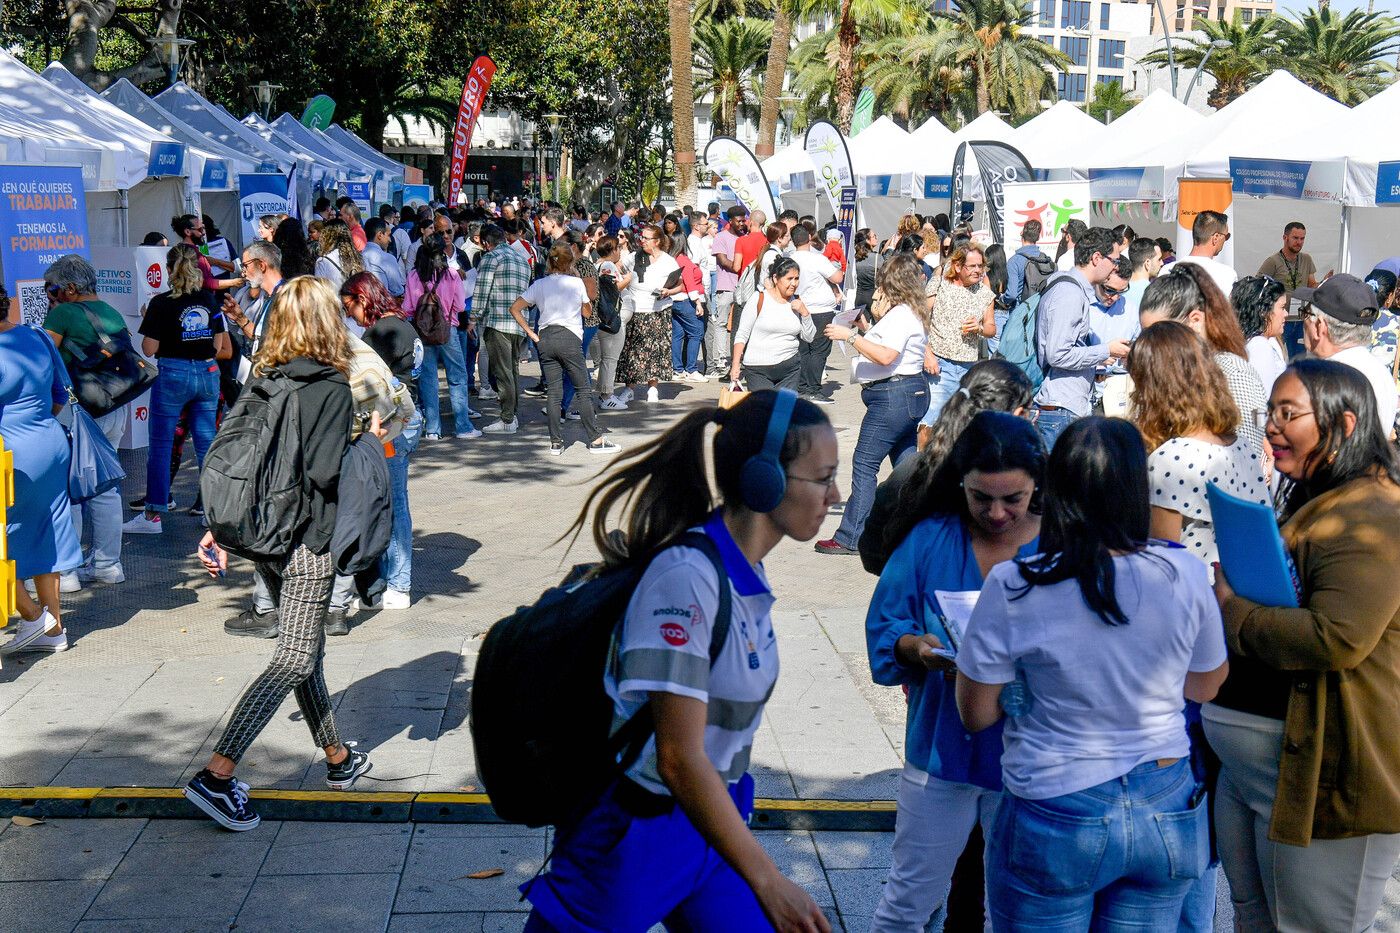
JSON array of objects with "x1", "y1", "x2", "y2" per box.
[
  {"x1": 1099, "y1": 75, "x2": 1123, "y2": 89},
  {"x1": 1058, "y1": 72, "x2": 1089, "y2": 103},
  {"x1": 1101, "y1": 3, "x2": 1111, "y2": 29},
  {"x1": 1098, "y1": 38, "x2": 1125, "y2": 69},
  {"x1": 1060, "y1": 35, "x2": 1089, "y2": 66},
  {"x1": 1040, "y1": 0, "x2": 1055, "y2": 27},
  {"x1": 1241, "y1": 9, "x2": 1253, "y2": 22},
  {"x1": 1061, "y1": 0, "x2": 1090, "y2": 29}
]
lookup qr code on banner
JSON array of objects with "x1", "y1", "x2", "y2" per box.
[{"x1": 16, "y1": 279, "x2": 48, "y2": 326}]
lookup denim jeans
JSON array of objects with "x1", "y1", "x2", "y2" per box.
[
  {"x1": 987, "y1": 759, "x2": 1208, "y2": 931},
  {"x1": 420, "y1": 334, "x2": 473, "y2": 435},
  {"x1": 1035, "y1": 408, "x2": 1076, "y2": 452},
  {"x1": 69, "y1": 408, "x2": 126, "y2": 569},
  {"x1": 146, "y1": 358, "x2": 219, "y2": 514},
  {"x1": 456, "y1": 326, "x2": 478, "y2": 394},
  {"x1": 833, "y1": 375, "x2": 925, "y2": 549},
  {"x1": 923, "y1": 357, "x2": 971, "y2": 426},
  {"x1": 670, "y1": 299, "x2": 705, "y2": 373},
  {"x1": 384, "y1": 412, "x2": 420, "y2": 592},
  {"x1": 561, "y1": 326, "x2": 598, "y2": 413}
]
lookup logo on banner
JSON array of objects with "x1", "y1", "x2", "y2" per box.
[
  {"x1": 804, "y1": 121, "x2": 855, "y2": 214},
  {"x1": 704, "y1": 136, "x2": 778, "y2": 221},
  {"x1": 1002, "y1": 181, "x2": 1090, "y2": 249},
  {"x1": 448, "y1": 55, "x2": 498, "y2": 206},
  {"x1": 146, "y1": 264, "x2": 163, "y2": 288}
]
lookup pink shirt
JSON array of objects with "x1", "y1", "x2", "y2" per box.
[
  {"x1": 711, "y1": 229, "x2": 740, "y2": 292},
  {"x1": 403, "y1": 268, "x2": 466, "y2": 326}
]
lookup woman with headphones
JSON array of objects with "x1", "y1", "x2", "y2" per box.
[{"x1": 523, "y1": 389, "x2": 838, "y2": 933}]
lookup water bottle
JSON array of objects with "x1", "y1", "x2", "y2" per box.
[{"x1": 1000, "y1": 673, "x2": 1032, "y2": 718}]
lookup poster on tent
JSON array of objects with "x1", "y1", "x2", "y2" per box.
[
  {"x1": 0, "y1": 164, "x2": 89, "y2": 325},
  {"x1": 703, "y1": 136, "x2": 778, "y2": 222},
  {"x1": 1228, "y1": 158, "x2": 1344, "y2": 202},
  {"x1": 804, "y1": 120, "x2": 854, "y2": 216},
  {"x1": 402, "y1": 184, "x2": 432, "y2": 209},
  {"x1": 343, "y1": 179, "x2": 372, "y2": 217},
  {"x1": 1176, "y1": 178, "x2": 1234, "y2": 268},
  {"x1": 1088, "y1": 166, "x2": 1166, "y2": 203},
  {"x1": 238, "y1": 173, "x2": 291, "y2": 246},
  {"x1": 90, "y1": 245, "x2": 168, "y2": 448},
  {"x1": 1376, "y1": 162, "x2": 1400, "y2": 205},
  {"x1": 1001, "y1": 180, "x2": 1090, "y2": 251}
]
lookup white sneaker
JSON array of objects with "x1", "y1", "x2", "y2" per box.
[
  {"x1": 618, "y1": 386, "x2": 635, "y2": 403},
  {"x1": 455, "y1": 427, "x2": 483, "y2": 439},
  {"x1": 59, "y1": 572, "x2": 81, "y2": 593},
  {"x1": 381, "y1": 589, "x2": 410, "y2": 610},
  {"x1": 686, "y1": 371, "x2": 710, "y2": 382},
  {"x1": 78, "y1": 563, "x2": 125, "y2": 585},
  {"x1": 482, "y1": 419, "x2": 519, "y2": 435},
  {"x1": 587, "y1": 438, "x2": 622, "y2": 455},
  {"x1": 122, "y1": 513, "x2": 163, "y2": 535},
  {"x1": 671, "y1": 370, "x2": 687, "y2": 381},
  {"x1": 600, "y1": 395, "x2": 628, "y2": 411},
  {"x1": 477, "y1": 387, "x2": 499, "y2": 400},
  {"x1": 646, "y1": 387, "x2": 660, "y2": 404},
  {"x1": 565, "y1": 410, "x2": 581, "y2": 421},
  {"x1": 19, "y1": 628, "x2": 68, "y2": 653},
  {"x1": 468, "y1": 408, "x2": 482, "y2": 419},
  {"x1": 1, "y1": 611, "x2": 61, "y2": 654},
  {"x1": 547, "y1": 441, "x2": 564, "y2": 457}
]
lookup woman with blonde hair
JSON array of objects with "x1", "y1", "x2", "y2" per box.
[
  {"x1": 924, "y1": 243, "x2": 995, "y2": 425},
  {"x1": 123, "y1": 244, "x2": 230, "y2": 535},
  {"x1": 187, "y1": 277, "x2": 374, "y2": 832},
  {"x1": 315, "y1": 218, "x2": 364, "y2": 295},
  {"x1": 815, "y1": 253, "x2": 930, "y2": 555}
]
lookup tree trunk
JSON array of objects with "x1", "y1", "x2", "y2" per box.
[
  {"x1": 62, "y1": 0, "x2": 184, "y2": 91},
  {"x1": 755, "y1": 4, "x2": 793, "y2": 157},
  {"x1": 975, "y1": 56, "x2": 991, "y2": 115},
  {"x1": 835, "y1": 0, "x2": 859, "y2": 132},
  {"x1": 669, "y1": 0, "x2": 698, "y2": 209}
]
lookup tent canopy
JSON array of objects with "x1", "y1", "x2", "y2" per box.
[
  {"x1": 1090, "y1": 89, "x2": 1205, "y2": 169},
  {"x1": 759, "y1": 140, "x2": 813, "y2": 184},
  {"x1": 911, "y1": 115, "x2": 954, "y2": 146},
  {"x1": 103, "y1": 78, "x2": 258, "y2": 182},
  {"x1": 1183, "y1": 71, "x2": 1350, "y2": 175},
  {"x1": 242, "y1": 111, "x2": 335, "y2": 188},
  {"x1": 1014, "y1": 100, "x2": 1108, "y2": 170},
  {"x1": 847, "y1": 116, "x2": 915, "y2": 175},
  {"x1": 156, "y1": 82, "x2": 298, "y2": 174},
  {"x1": 271, "y1": 113, "x2": 383, "y2": 183},
  {"x1": 325, "y1": 124, "x2": 409, "y2": 180}
]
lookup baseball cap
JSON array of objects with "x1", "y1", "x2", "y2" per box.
[{"x1": 1293, "y1": 274, "x2": 1379, "y2": 326}]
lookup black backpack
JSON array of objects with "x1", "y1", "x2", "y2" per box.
[
  {"x1": 200, "y1": 369, "x2": 309, "y2": 562},
  {"x1": 596, "y1": 271, "x2": 622, "y2": 334},
  {"x1": 471, "y1": 532, "x2": 732, "y2": 827},
  {"x1": 412, "y1": 276, "x2": 452, "y2": 346},
  {"x1": 1021, "y1": 253, "x2": 1057, "y2": 299}
]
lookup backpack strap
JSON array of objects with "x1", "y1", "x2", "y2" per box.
[{"x1": 74, "y1": 301, "x2": 120, "y2": 356}]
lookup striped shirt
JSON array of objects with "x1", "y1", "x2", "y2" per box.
[
  {"x1": 606, "y1": 513, "x2": 779, "y2": 795},
  {"x1": 472, "y1": 244, "x2": 531, "y2": 336}
]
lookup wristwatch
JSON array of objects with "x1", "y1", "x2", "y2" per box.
[{"x1": 846, "y1": 333, "x2": 859, "y2": 347}]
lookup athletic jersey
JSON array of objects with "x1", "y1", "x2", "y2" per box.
[{"x1": 605, "y1": 511, "x2": 779, "y2": 795}]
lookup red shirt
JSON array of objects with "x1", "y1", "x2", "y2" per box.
[
  {"x1": 197, "y1": 255, "x2": 220, "y2": 291},
  {"x1": 350, "y1": 223, "x2": 368, "y2": 252},
  {"x1": 735, "y1": 231, "x2": 768, "y2": 274}
]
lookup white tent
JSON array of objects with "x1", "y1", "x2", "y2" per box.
[
  {"x1": 911, "y1": 115, "x2": 954, "y2": 147},
  {"x1": 243, "y1": 112, "x2": 336, "y2": 190},
  {"x1": 325, "y1": 124, "x2": 409, "y2": 181},
  {"x1": 1014, "y1": 101, "x2": 1107, "y2": 173},
  {"x1": 156, "y1": 82, "x2": 298, "y2": 175},
  {"x1": 846, "y1": 116, "x2": 915, "y2": 177},
  {"x1": 1183, "y1": 71, "x2": 1349, "y2": 177},
  {"x1": 271, "y1": 114, "x2": 384, "y2": 188},
  {"x1": 759, "y1": 141, "x2": 813, "y2": 191},
  {"x1": 1274, "y1": 80, "x2": 1400, "y2": 207},
  {"x1": 103, "y1": 78, "x2": 258, "y2": 183},
  {"x1": 1090, "y1": 90, "x2": 1205, "y2": 169}
]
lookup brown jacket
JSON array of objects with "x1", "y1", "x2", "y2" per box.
[{"x1": 1222, "y1": 474, "x2": 1400, "y2": 846}]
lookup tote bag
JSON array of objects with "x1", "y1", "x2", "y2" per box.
[{"x1": 66, "y1": 389, "x2": 126, "y2": 504}]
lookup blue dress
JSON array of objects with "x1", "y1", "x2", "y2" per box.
[{"x1": 0, "y1": 325, "x2": 82, "y2": 578}]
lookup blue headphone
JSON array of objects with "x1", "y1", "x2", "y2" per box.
[{"x1": 739, "y1": 388, "x2": 798, "y2": 513}]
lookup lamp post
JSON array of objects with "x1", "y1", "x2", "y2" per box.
[
  {"x1": 544, "y1": 113, "x2": 564, "y2": 203},
  {"x1": 1149, "y1": 0, "x2": 1178, "y2": 98},
  {"x1": 1184, "y1": 39, "x2": 1231, "y2": 107},
  {"x1": 149, "y1": 35, "x2": 195, "y2": 89},
  {"x1": 254, "y1": 81, "x2": 284, "y2": 120}
]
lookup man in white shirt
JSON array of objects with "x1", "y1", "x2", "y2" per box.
[
  {"x1": 1296, "y1": 274, "x2": 1398, "y2": 437},
  {"x1": 789, "y1": 224, "x2": 842, "y2": 404},
  {"x1": 1055, "y1": 219, "x2": 1088, "y2": 272},
  {"x1": 688, "y1": 215, "x2": 716, "y2": 309},
  {"x1": 1173, "y1": 210, "x2": 1237, "y2": 297}
]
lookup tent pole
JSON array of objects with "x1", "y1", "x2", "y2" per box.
[
  {"x1": 119, "y1": 189, "x2": 130, "y2": 248},
  {"x1": 1338, "y1": 204, "x2": 1351, "y2": 275}
]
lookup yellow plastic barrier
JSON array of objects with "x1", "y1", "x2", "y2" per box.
[{"x1": 0, "y1": 434, "x2": 13, "y2": 620}]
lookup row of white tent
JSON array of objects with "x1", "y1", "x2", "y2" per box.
[
  {"x1": 0, "y1": 48, "x2": 410, "y2": 249},
  {"x1": 761, "y1": 71, "x2": 1399, "y2": 210}
]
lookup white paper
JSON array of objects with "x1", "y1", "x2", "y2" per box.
[
  {"x1": 933, "y1": 589, "x2": 980, "y2": 652},
  {"x1": 206, "y1": 237, "x2": 233, "y2": 264}
]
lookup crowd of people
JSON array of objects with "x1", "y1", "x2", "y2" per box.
[{"x1": 3, "y1": 188, "x2": 1399, "y2": 931}]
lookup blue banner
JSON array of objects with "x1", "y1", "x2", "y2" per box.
[
  {"x1": 1230, "y1": 158, "x2": 1311, "y2": 199},
  {"x1": 343, "y1": 179, "x2": 372, "y2": 216},
  {"x1": 402, "y1": 184, "x2": 432, "y2": 208},
  {"x1": 238, "y1": 173, "x2": 291, "y2": 245},
  {"x1": 837, "y1": 186, "x2": 857, "y2": 266},
  {"x1": 1087, "y1": 166, "x2": 1166, "y2": 201},
  {"x1": 147, "y1": 141, "x2": 186, "y2": 178},
  {"x1": 863, "y1": 174, "x2": 894, "y2": 197},
  {"x1": 0, "y1": 165, "x2": 89, "y2": 325},
  {"x1": 200, "y1": 159, "x2": 229, "y2": 190},
  {"x1": 922, "y1": 176, "x2": 953, "y2": 199},
  {"x1": 1376, "y1": 162, "x2": 1400, "y2": 205}
]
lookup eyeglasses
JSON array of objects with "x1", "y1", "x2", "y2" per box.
[
  {"x1": 788, "y1": 473, "x2": 838, "y2": 491},
  {"x1": 1253, "y1": 406, "x2": 1314, "y2": 431},
  {"x1": 45, "y1": 283, "x2": 64, "y2": 296}
]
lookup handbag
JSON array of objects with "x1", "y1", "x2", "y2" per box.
[
  {"x1": 66, "y1": 388, "x2": 126, "y2": 504},
  {"x1": 718, "y1": 384, "x2": 749, "y2": 410},
  {"x1": 68, "y1": 302, "x2": 157, "y2": 417}
]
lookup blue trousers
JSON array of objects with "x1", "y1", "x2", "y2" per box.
[
  {"x1": 145, "y1": 358, "x2": 219, "y2": 513},
  {"x1": 383, "y1": 413, "x2": 420, "y2": 593},
  {"x1": 834, "y1": 376, "x2": 925, "y2": 549},
  {"x1": 670, "y1": 299, "x2": 704, "y2": 373},
  {"x1": 1035, "y1": 408, "x2": 1076, "y2": 452},
  {"x1": 922, "y1": 357, "x2": 971, "y2": 427},
  {"x1": 420, "y1": 335, "x2": 473, "y2": 435}
]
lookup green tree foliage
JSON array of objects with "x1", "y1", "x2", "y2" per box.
[
  {"x1": 1086, "y1": 80, "x2": 1137, "y2": 124},
  {"x1": 923, "y1": 0, "x2": 1067, "y2": 118},
  {"x1": 694, "y1": 17, "x2": 773, "y2": 138},
  {"x1": 1278, "y1": 7, "x2": 1400, "y2": 105},
  {"x1": 1140, "y1": 14, "x2": 1284, "y2": 109}
]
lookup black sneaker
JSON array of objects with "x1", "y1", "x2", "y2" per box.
[
  {"x1": 326, "y1": 742, "x2": 372, "y2": 789},
  {"x1": 128, "y1": 496, "x2": 176, "y2": 511},
  {"x1": 184, "y1": 770, "x2": 260, "y2": 831},
  {"x1": 325, "y1": 608, "x2": 350, "y2": 637},
  {"x1": 224, "y1": 608, "x2": 278, "y2": 639}
]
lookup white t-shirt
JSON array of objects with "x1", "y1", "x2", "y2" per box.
[
  {"x1": 690, "y1": 233, "x2": 716, "y2": 276},
  {"x1": 1056, "y1": 250, "x2": 1075, "y2": 272},
  {"x1": 957, "y1": 544, "x2": 1227, "y2": 799},
  {"x1": 1331, "y1": 344, "x2": 1399, "y2": 435},
  {"x1": 791, "y1": 249, "x2": 840, "y2": 314},
  {"x1": 1148, "y1": 434, "x2": 1269, "y2": 567},
  {"x1": 733, "y1": 291, "x2": 817, "y2": 366},
  {"x1": 520, "y1": 273, "x2": 588, "y2": 340},
  {"x1": 852, "y1": 304, "x2": 927, "y2": 383},
  {"x1": 606, "y1": 526, "x2": 779, "y2": 795},
  {"x1": 1174, "y1": 255, "x2": 1238, "y2": 297},
  {"x1": 1245, "y1": 335, "x2": 1287, "y2": 396},
  {"x1": 628, "y1": 251, "x2": 679, "y2": 315}
]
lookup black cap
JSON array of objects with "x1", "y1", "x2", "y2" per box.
[{"x1": 1293, "y1": 274, "x2": 1379, "y2": 326}]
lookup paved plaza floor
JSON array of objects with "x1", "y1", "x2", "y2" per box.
[{"x1": 2, "y1": 367, "x2": 1396, "y2": 931}]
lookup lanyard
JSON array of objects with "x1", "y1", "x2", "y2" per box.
[{"x1": 1279, "y1": 251, "x2": 1301, "y2": 292}]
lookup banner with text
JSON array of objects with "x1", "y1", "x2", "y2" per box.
[
  {"x1": 147, "y1": 141, "x2": 186, "y2": 178},
  {"x1": 343, "y1": 179, "x2": 372, "y2": 217},
  {"x1": 199, "y1": 159, "x2": 230, "y2": 190},
  {"x1": 959, "y1": 141, "x2": 1033, "y2": 245},
  {"x1": 1229, "y1": 157, "x2": 1344, "y2": 202},
  {"x1": 0, "y1": 164, "x2": 89, "y2": 324},
  {"x1": 1376, "y1": 162, "x2": 1400, "y2": 206},
  {"x1": 237, "y1": 173, "x2": 291, "y2": 246},
  {"x1": 837, "y1": 186, "x2": 857, "y2": 261},
  {"x1": 1088, "y1": 166, "x2": 1166, "y2": 202},
  {"x1": 804, "y1": 120, "x2": 855, "y2": 216},
  {"x1": 921, "y1": 176, "x2": 953, "y2": 200},
  {"x1": 447, "y1": 55, "x2": 497, "y2": 207},
  {"x1": 1177, "y1": 177, "x2": 1234, "y2": 268},
  {"x1": 703, "y1": 136, "x2": 778, "y2": 223},
  {"x1": 402, "y1": 184, "x2": 433, "y2": 209},
  {"x1": 91, "y1": 245, "x2": 169, "y2": 448},
  {"x1": 1001, "y1": 180, "x2": 1091, "y2": 250}
]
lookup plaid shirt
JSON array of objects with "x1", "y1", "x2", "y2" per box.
[{"x1": 473, "y1": 244, "x2": 530, "y2": 336}]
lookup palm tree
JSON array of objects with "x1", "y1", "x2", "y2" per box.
[
  {"x1": 787, "y1": 0, "x2": 919, "y2": 131},
  {"x1": 669, "y1": 0, "x2": 698, "y2": 208},
  {"x1": 1139, "y1": 13, "x2": 1283, "y2": 109},
  {"x1": 922, "y1": 0, "x2": 1068, "y2": 118},
  {"x1": 755, "y1": 1, "x2": 795, "y2": 156},
  {"x1": 1085, "y1": 80, "x2": 1138, "y2": 124},
  {"x1": 694, "y1": 17, "x2": 774, "y2": 138},
  {"x1": 1278, "y1": 7, "x2": 1400, "y2": 105},
  {"x1": 863, "y1": 22, "x2": 972, "y2": 127}
]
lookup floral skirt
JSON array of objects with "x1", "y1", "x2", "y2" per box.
[{"x1": 616, "y1": 310, "x2": 673, "y2": 385}]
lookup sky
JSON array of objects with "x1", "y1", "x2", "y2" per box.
[{"x1": 1276, "y1": 0, "x2": 1400, "y2": 11}]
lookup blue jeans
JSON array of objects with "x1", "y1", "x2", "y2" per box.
[
  {"x1": 1283, "y1": 319, "x2": 1305, "y2": 360},
  {"x1": 1035, "y1": 408, "x2": 1076, "y2": 451},
  {"x1": 922, "y1": 357, "x2": 971, "y2": 427},
  {"x1": 987, "y1": 759, "x2": 1208, "y2": 931},
  {"x1": 145, "y1": 358, "x2": 219, "y2": 514},
  {"x1": 561, "y1": 326, "x2": 598, "y2": 413},
  {"x1": 670, "y1": 299, "x2": 704, "y2": 373},
  {"x1": 833, "y1": 375, "x2": 926, "y2": 549},
  {"x1": 383, "y1": 412, "x2": 420, "y2": 593},
  {"x1": 420, "y1": 335, "x2": 473, "y2": 435},
  {"x1": 456, "y1": 326, "x2": 478, "y2": 394}
]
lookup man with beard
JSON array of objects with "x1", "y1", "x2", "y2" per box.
[{"x1": 172, "y1": 213, "x2": 243, "y2": 293}]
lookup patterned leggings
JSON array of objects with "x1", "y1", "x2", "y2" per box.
[{"x1": 214, "y1": 545, "x2": 342, "y2": 762}]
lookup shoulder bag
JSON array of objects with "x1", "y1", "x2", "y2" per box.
[
  {"x1": 64, "y1": 385, "x2": 126, "y2": 504},
  {"x1": 68, "y1": 302, "x2": 157, "y2": 417}
]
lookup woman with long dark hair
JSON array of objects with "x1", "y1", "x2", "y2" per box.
[
  {"x1": 1210, "y1": 360, "x2": 1400, "y2": 931},
  {"x1": 957, "y1": 417, "x2": 1228, "y2": 928},
  {"x1": 406, "y1": 232, "x2": 476, "y2": 440},
  {"x1": 853, "y1": 228, "x2": 879, "y2": 313},
  {"x1": 273, "y1": 217, "x2": 316, "y2": 280},
  {"x1": 524, "y1": 391, "x2": 837, "y2": 933},
  {"x1": 1232, "y1": 275, "x2": 1288, "y2": 395},
  {"x1": 983, "y1": 243, "x2": 1010, "y2": 353},
  {"x1": 867, "y1": 412, "x2": 1044, "y2": 932}
]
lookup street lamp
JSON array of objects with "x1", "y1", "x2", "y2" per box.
[
  {"x1": 254, "y1": 81, "x2": 284, "y2": 120},
  {"x1": 148, "y1": 35, "x2": 195, "y2": 89},
  {"x1": 1184, "y1": 39, "x2": 1231, "y2": 107},
  {"x1": 1149, "y1": 0, "x2": 1178, "y2": 98},
  {"x1": 544, "y1": 113, "x2": 564, "y2": 203}
]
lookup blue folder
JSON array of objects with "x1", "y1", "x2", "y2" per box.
[{"x1": 1205, "y1": 483, "x2": 1299, "y2": 608}]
